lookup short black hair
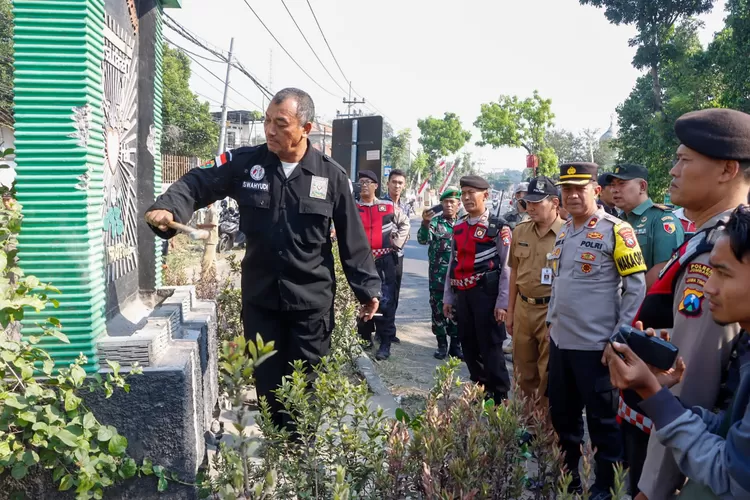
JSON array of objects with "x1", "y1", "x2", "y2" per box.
[
  {"x1": 272, "y1": 88, "x2": 315, "y2": 125},
  {"x1": 725, "y1": 205, "x2": 750, "y2": 262},
  {"x1": 388, "y1": 168, "x2": 406, "y2": 181}
]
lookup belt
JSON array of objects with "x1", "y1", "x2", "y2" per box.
[
  {"x1": 450, "y1": 272, "x2": 485, "y2": 289},
  {"x1": 372, "y1": 248, "x2": 393, "y2": 259},
  {"x1": 519, "y1": 293, "x2": 551, "y2": 305}
]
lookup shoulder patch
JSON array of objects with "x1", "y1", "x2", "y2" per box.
[
  {"x1": 688, "y1": 263, "x2": 712, "y2": 279},
  {"x1": 678, "y1": 287, "x2": 704, "y2": 317},
  {"x1": 613, "y1": 222, "x2": 647, "y2": 277},
  {"x1": 653, "y1": 203, "x2": 671, "y2": 211},
  {"x1": 662, "y1": 222, "x2": 677, "y2": 234}
]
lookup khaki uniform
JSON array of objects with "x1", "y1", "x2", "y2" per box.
[
  {"x1": 509, "y1": 217, "x2": 564, "y2": 405},
  {"x1": 638, "y1": 210, "x2": 741, "y2": 499}
]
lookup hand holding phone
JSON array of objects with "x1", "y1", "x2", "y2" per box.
[{"x1": 610, "y1": 325, "x2": 679, "y2": 371}]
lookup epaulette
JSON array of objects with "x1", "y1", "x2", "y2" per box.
[
  {"x1": 653, "y1": 203, "x2": 671, "y2": 211},
  {"x1": 601, "y1": 212, "x2": 625, "y2": 224},
  {"x1": 322, "y1": 153, "x2": 348, "y2": 176},
  {"x1": 516, "y1": 218, "x2": 533, "y2": 226}
]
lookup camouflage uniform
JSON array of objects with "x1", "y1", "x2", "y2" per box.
[{"x1": 417, "y1": 214, "x2": 459, "y2": 342}]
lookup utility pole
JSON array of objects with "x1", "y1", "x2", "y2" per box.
[
  {"x1": 339, "y1": 81, "x2": 365, "y2": 119},
  {"x1": 202, "y1": 38, "x2": 234, "y2": 282}
]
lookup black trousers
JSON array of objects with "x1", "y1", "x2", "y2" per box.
[
  {"x1": 548, "y1": 341, "x2": 623, "y2": 493},
  {"x1": 393, "y1": 254, "x2": 404, "y2": 315},
  {"x1": 622, "y1": 421, "x2": 650, "y2": 497},
  {"x1": 358, "y1": 253, "x2": 397, "y2": 344},
  {"x1": 455, "y1": 285, "x2": 511, "y2": 399},
  {"x1": 243, "y1": 302, "x2": 334, "y2": 429}
]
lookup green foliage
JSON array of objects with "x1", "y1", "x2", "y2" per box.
[
  {"x1": 417, "y1": 112, "x2": 472, "y2": 165},
  {"x1": 709, "y1": 0, "x2": 750, "y2": 111},
  {"x1": 382, "y1": 128, "x2": 411, "y2": 172},
  {"x1": 0, "y1": 0, "x2": 12, "y2": 127},
  {"x1": 546, "y1": 129, "x2": 617, "y2": 169},
  {"x1": 162, "y1": 45, "x2": 220, "y2": 158},
  {"x1": 474, "y1": 91, "x2": 558, "y2": 176}
]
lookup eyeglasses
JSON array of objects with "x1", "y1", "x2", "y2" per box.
[{"x1": 360, "y1": 180, "x2": 375, "y2": 186}]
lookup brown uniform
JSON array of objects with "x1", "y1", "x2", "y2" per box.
[{"x1": 509, "y1": 216, "x2": 564, "y2": 405}]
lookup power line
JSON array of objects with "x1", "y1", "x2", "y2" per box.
[
  {"x1": 279, "y1": 0, "x2": 348, "y2": 95},
  {"x1": 238, "y1": 0, "x2": 338, "y2": 97},
  {"x1": 305, "y1": 0, "x2": 349, "y2": 85},
  {"x1": 181, "y1": 51, "x2": 264, "y2": 111},
  {"x1": 163, "y1": 12, "x2": 227, "y2": 58},
  {"x1": 165, "y1": 37, "x2": 223, "y2": 63}
]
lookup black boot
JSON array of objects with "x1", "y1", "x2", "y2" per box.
[
  {"x1": 375, "y1": 342, "x2": 391, "y2": 361},
  {"x1": 434, "y1": 338, "x2": 448, "y2": 360},
  {"x1": 448, "y1": 338, "x2": 464, "y2": 360}
]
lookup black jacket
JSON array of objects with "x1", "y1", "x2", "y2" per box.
[{"x1": 148, "y1": 142, "x2": 381, "y2": 311}]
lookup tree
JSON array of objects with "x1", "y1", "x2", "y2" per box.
[
  {"x1": 474, "y1": 90, "x2": 558, "y2": 176},
  {"x1": 417, "y1": 112, "x2": 471, "y2": 165},
  {"x1": 579, "y1": 0, "x2": 714, "y2": 110},
  {"x1": 162, "y1": 45, "x2": 220, "y2": 158},
  {"x1": 383, "y1": 128, "x2": 411, "y2": 172},
  {"x1": 455, "y1": 151, "x2": 478, "y2": 180},
  {"x1": 709, "y1": 0, "x2": 750, "y2": 111},
  {"x1": 0, "y1": 0, "x2": 12, "y2": 127}
]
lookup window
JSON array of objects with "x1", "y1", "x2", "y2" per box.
[{"x1": 227, "y1": 132, "x2": 236, "y2": 149}]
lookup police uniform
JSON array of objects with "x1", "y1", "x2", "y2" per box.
[
  {"x1": 509, "y1": 176, "x2": 563, "y2": 407},
  {"x1": 417, "y1": 187, "x2": 461, "y2": 360},
  {"x1": 605, "y1": 163, "x2": 685, "y2": 496},
  {"x1": 443, "y1": 175, "x2": 512, "y2": 400},
  {"x1": 147, "y1": 142, "x2": 381, "y2": 428},
  {"x1": 546, "y1": 162, "x2": 647, "y2": 495},
  {"x1": 356, "y1": 170, "x2": 410, "y2": 360},
  {"x1": 634, "y1": 109, "x2": 748, "y2": 499}
]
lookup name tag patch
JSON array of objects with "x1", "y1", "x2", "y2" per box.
[
  {"x1": 243, "y1": 181, "x2": 269, "y2": 192},
  {"x1": 310, "y1": 176, "x2": 328, "y2": 200}
]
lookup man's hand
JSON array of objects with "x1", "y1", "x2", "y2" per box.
[
  {"x1": 145, "y1": 209, "x2": 174, "y2": 232},
  {"x1": 506, "y1": 311, "x2": 514, "y2": 336},
  {"x1": 632, "y1": 321, "x2": 686, "y2": 387},
  {"x1": 603, "y1": 341, "x2": 683, "y2": 400},
  {"x1": 359, "y1": 297, "x2": 379, "y2": 322},
  {"x1": 443, "y1": 303, "x2": 454, "y2": 320},
  {"x1": 422, "y1": 209, "x2": 435, "y2": 225},
  {"x1": 494, "y1": 308, "x2": 507, "y2": 324}
]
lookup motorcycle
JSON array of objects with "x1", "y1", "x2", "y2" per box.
[{"x1": 217, "y1": 206, "x2": 246, "y2": 253}]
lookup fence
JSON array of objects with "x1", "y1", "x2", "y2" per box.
[{"x1": 162, "y1": 155, "x2": 201, "y2": 183}]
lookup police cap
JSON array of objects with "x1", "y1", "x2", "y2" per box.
[
  {"x1": 557, "y1": 162, "x2": 598, "y2": 186},
  {"x1": 358, "y1": 170, "x2": 378, "y2": 183},
  {"x1": 524, "y1": 176, "x2": 558, "y2": 202},
  {"x1": 460, "y1": 175, "x2": 490, "y2": 190},
  {"x1": 597, "y1": 173, "x2": 612, "y2": 187},
  {"x1": 675, "y1": 108, "x2": 750, "y2": 161},
  {"x1": 607, "y1": 163, "x2": 649, "y2": 182}
]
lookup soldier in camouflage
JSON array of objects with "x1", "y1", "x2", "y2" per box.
[{"x1": 418, "y1": 187, "x2": 462, "y2": 360}]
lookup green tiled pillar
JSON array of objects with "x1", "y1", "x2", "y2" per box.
[{"x1": 13, "y1": 0, "x2": 107, "y2": 371}]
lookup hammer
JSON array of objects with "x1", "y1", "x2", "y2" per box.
[{"x1": 168, "y1": 221, "x2": 209, "y2": 241}]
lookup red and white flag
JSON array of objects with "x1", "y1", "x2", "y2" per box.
[{"x1": 439, "y1": 158, "x2": 460, "y2": 194}]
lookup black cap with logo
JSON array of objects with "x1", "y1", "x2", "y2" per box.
[
  {"x1": 557, "y1": 162, "x2": 598, "y2": 186},
  {"x1": 524, "y1": 176, "x2": 559, "y2": 202},
  {"x1": 607, "y1": 163, "x2": 649, "y2": 182}
]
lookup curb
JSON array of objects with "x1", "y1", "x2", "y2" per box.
[{"x1": 354, "y1": 351, "x2": 392, "y2": 397}]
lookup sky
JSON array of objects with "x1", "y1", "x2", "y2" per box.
[{"x1": 168, "y1": 0, "x2": 728, "y2": 172}]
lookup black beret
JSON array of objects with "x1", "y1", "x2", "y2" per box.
[
  {"x1": 459, "y1": 175, "x2": 490, "y2": 190},
  {"x1": 675, "y1": 108, "x2": 750, "y2": 161},
  {"x1": 597, "y1": 173, "x2": 612, "y2": 187},
  {"x1": 358, "y1": 170, "x2": 378, "y2": 183},
  {"x1": 557, "y1": 162, "x2": 598, "y2": 186}
]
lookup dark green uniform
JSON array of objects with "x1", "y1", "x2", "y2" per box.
[
  {"x1": 417, "y1": 214, "x2": 459, "y2": 341},
  {"x1": 622, "y1": 199, "x2": 684, "y2": 269}
]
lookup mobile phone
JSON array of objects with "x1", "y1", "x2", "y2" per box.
[
  {"x1": 613, "y1": 325, "x2": 680, "y2": 371},
  {"x1": 430, "y1": 204, "x2": 443, "y2": 215},
  {"x1": 608, "y1": 331, "x2": 628, "y2": 360}
]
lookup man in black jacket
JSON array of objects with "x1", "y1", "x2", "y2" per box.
[{"x1": 145, "y1": 88, "x2": 381, "y2": 427}]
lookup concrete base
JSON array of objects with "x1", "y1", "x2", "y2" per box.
[{"x1": 3, "y1": 286, "x2": 219, "y2": 499}]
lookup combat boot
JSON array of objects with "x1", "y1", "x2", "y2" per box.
[
  {"x1": 375, "y1": 342, "x2": 391, "y2": 361},
  {"x1": 433, "y1": 338, "x2": 448, "y2": 360},
  {"x1": 448, "y1": 338, "x2": 464, "y2": 360}
]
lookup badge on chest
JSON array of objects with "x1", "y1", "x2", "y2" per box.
[{"x1": 310, "y1": 176, "x2": 328, "y2": 200}]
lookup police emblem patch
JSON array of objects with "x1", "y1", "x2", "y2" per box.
[
  {"x1": 581, "y1": 263, "x2": 593, "y2": 273},
  {"x1": 678, "y1": 287, "x2": 704, "y2": 317},
  {"x1": 587, "y1": 218, "x2": 599, "y2": 229},
  {"x1": 474, "y1": 227, "x2": 486, "y2": 238},
  {"x1": 581, "y1": 252, "x2": 596, "y2": 261},
  {"x1": 587, "y1": 232, "x2": 604, "y2": 240},
  {"x1": 567, "y1": 166, "x2": 576, "y2": 175},
  {"x1": 378, "y1": 204, "x2": 387, "y2": 212},
  {"x1": 310, "y1": 176, "x2": 328, "y2": 200},
  {"x1": 199, "y1": 159, "x2": 215, "y2": 169},
  {"x1": 664, "y1": 222, "x2": 676, "y2": 234},
  {"x1": 250, "y1": 165, "x2": 265, "y2": 181},
  {"x1": 618, "y1": 227, "x2": 637, "y2": 248}
]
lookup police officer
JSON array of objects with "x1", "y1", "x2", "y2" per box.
[
  {"x1": 608, "y1": 163, "x2": 684, "y2": 289},
  {"x1": 417, "y1": 186, "x2": 461, "y2": 360},
  {"x1": 506, "y1": 176, "x2": 563, "y2": 409},
  {"x1": 632, "y1": 108, "x2": 749, "y2": 500},
  {"x1": 443, "y1": 175, "x2": 512, "y2": 401},
  {"x1": 504, "y1": 182, "x2": 530, "y2": 229},
  {"x1": 356, "y1": 170, "x2": 410, "y2": 360},
  {"x1": 547, "y1": 162, "x2": 647, "y2": 498},
  {"x1": 145, "y1": 88, "x2": 382, "y2": 428},
  {"x1": 597, "y1": 173, "x2": 619, "y2": 216},
  {"x1": 606, "y1": 164, "x2": 684, "y2": 497}
]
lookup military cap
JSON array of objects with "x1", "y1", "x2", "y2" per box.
[
  {"x1": 440, "y1": 186, "x2": 461, "y2": 201},
  {"x1": 675, "y1": 108, "x2": 750, "y2": 161},
  {"x1": 357, "y1": 170, "x2": 378, "y2": 183},
  {"x1": 460, "y1": 175, "x2": 490, "y2": 190},
  {"x1": 557, "y1": 162, "x2": 598, "y2": 186},
  {"x1": 524, "y1": 176, "x2": 558, "y2": 202},
  {"x1": 597, "y1": 173, "x2": 612, "y2": 187},
  {"x1": 514, "y1": 182, "x2": 529, "y2": 195},
  {"x1": 607, "y1": 163, "x2": 649, "y2": 182}
]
